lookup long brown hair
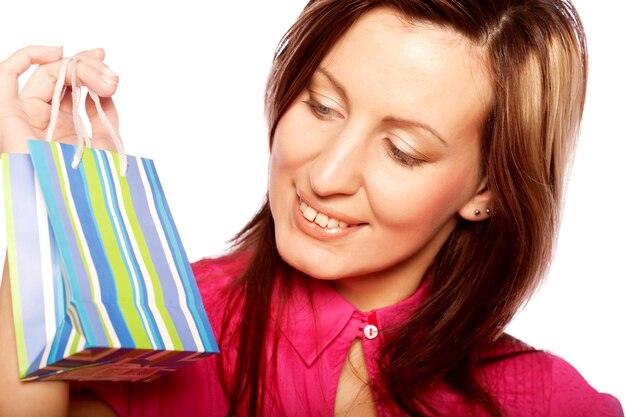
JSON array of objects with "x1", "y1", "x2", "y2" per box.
[{"x1": 221, "y1": 1, "x2": 588, "y2": 415}]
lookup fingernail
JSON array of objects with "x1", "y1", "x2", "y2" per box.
[
  {"x1": 102, "y1": 67, "x2": 118, "y2": 78},
  {"x1": 102, "y1": 74, "x2": 118, "y2": 86}
]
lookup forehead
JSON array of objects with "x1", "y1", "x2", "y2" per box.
[{"x1": 318, "y1": 7, "x2": 493, "y2": 144}]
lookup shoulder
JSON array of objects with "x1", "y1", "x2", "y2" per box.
[
  {"x1": 477, "y1": 335, "x2": 623, "y2": 417},
  {"x1": 546, "y1": 353, "x2": 623, "y2": 416}
]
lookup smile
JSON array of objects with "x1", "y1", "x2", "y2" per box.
[{"x1": 299, "y1": 200, "x2": 351, "y2": 229}]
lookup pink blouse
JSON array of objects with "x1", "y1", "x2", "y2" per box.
[{"x1": 76, "y1": 253, "x2": 623, "y2": 416}]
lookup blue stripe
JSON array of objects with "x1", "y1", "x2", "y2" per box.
[
  {"x1": 56, "y1": 143, "x2": 113, "y2": 347},
  {"x1": 47, "y1": 231, "x2": 68, "y2": 370},
  {"x1": 47, "y1": 305, "x2": 74, "y2": 366},
  {"x1": 51, "y1": 223, "x2": 65, "y2": 327},
  {"x1": 142, "y1": 159, "x2": 216, "y2": 351},
  {"x1": 28, "y1": 140, "x2": 99, "y2": 346}
]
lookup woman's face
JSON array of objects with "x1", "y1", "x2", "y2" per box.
[{"x1": 268, "y1": 8, "x2": 493, "y2": 297}]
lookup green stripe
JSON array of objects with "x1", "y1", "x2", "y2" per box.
[
  {"x1": 82, "y1": 149, "x2": 150, "y2": 347},
  {"x1": 66, "y1": 306, "x2": 82, "y2": 356},
  {"x1": 2, "y1": 156, "x2": 29, "y2": 378},
  {"x1": 113, "y1": 154, "x2": 183, "y2": 349}
]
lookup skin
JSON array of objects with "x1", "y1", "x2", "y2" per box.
[{"x1": 269, "y1": 8, "x2": 494, "y2": 312}]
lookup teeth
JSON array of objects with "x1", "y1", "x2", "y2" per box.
[
  {"x1": 303, "y1": 206, "x2": 317, "y2": 222},
  {"x1": 314, "y1": 213, "x2": 329, "y2": 227},
  {"x1": 299, "y1": 200, "x2": 350, "y2": 229}
]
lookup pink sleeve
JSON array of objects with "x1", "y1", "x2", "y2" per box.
[{"x1": 548, "y1": 355, "x2": 623, "y2": 417}]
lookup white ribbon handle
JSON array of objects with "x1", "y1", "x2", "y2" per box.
[{"x1": 45, "y1": 56, "x2": 128, "y2": 176}]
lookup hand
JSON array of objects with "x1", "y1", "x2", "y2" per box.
[{"x1": 0, "y1": 46, "x2": 120, "y2": 154}]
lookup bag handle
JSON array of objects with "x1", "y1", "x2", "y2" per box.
[{"x1": 45, "y1": 56, "x2": 128, "y2": 176}]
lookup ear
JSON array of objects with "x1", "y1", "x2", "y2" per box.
[{"x1": 458, "y1": 177, "x2": 493, "y2": 221}]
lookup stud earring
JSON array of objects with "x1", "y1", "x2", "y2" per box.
[{"x1": 474, "y1": 209, "x2": 481, "y2": 216}]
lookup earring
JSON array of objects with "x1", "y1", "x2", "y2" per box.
[
  {"x1": 486, "y1": 208, "x2": 491, "y2": 215},
  {"x1": 474, "y1": 209, "x2": 481, "y2": 216}
]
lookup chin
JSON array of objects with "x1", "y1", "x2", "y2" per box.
[
  {"x1": 297, "y1": 264, "x2": 345, "y2": 281},
  {"x1": 275, "y1": 241, "x2": 344, "y2": 281}
]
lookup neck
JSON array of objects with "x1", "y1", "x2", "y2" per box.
[{"x1": 330, "y1": 257, "x2": 430, "y2": 311}]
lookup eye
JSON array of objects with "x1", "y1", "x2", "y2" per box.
[
  {"x1": 387, "y1": 140, "x2": 425, "y2": 168},
  {"x1": 302, "y1": 98, "x2": 335, "y2": 120}
]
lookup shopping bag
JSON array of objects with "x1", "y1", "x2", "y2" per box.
[{"x1": 2, "y1": 56, "x2": 218, "y2": 382}]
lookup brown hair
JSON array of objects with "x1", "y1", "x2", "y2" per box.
[{"x1": 221, "y1": 0, "x2": 588, "y2": 415}]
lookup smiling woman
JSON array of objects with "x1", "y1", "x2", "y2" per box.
[
  {"x1": 0, "y1": 0, "x2": 623, "y2": 416},
  {"x1": 269, "y1": 14, "x2": 492, "y2": 308}
]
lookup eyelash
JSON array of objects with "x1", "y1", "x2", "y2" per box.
[
  {"x1": 302, "y1": 98, "x2": 335, "y2": 120},
  {"x1": 388, "y1": 141, "x2": 424, "y2": 167}
]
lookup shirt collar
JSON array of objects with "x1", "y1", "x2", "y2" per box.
[{"x1": 274, "y1": 270, "x2": 429, "y2": 366}]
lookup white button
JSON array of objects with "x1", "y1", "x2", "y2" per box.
[{"x1": 363, "y1": 324, "x2": 378, "y2": 340}]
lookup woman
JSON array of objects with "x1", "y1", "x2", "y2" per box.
[{"x1": 0, "y1": 0, "x2": 622, "y2": 416}]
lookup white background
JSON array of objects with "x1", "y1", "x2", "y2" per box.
[{"x1": 0, "y1": 0, "x2": 623, "y2": 405}]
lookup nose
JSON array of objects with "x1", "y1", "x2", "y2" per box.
[{"x1": 308, "y1": 120, "x2": 368, "y2": 197}]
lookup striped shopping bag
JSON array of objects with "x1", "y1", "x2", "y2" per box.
[
  {"x1": 2, "y1": 141, "x2": 219, "y2": 382},
  {"x1": 2, "y1": 140, "x2": 219, "y2": 382},
  {"x1": 1, "y1": 56, "x2": 218, "y2": 382}
]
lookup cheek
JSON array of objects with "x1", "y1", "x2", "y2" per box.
[
  {"x1": 269, "y1": 108, "x2": 315, "y2": 208},
  {"x1": 369, "y1": 163, "x2": 479, "y2": 232},
  {"x1": 268, "y1": 116, "x2": 296, "y2": 194},
  {"x1": 270, "y1": 104, "x2": 324, "y2": 172}
]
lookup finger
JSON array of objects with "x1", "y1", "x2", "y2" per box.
[
  {"x1": 72, "y1": 56, "x2": 119, "y2": 96},
  {"x1": 74, "y1": 47, "x2": 106, "y2": 61},
  {"x1": 86, "y1": 94, "x2": 120, "y2": 152},
  {"x1": 20, "y1": 57, "x2": 118, "y2": 103},
  {"x1": 0, "y1": 45, "x2": 63, "y2": 100},
  {"x1": 38, "y1": 90, "x2": 75, "y2": 143},
  {"x1": 21, "y1": 55, "x2": 118, "y2": 99}
]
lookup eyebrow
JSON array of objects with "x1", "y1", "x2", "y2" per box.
[
  {"x1": 382, "y1": 116, "x2": 449, "y2": 146},
  {"x1": 315, "y1": 67, "x2": 448, "y2": 146},
  {"x1": 315, "y1": 67, "x2": 350, "y2": 108}
]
